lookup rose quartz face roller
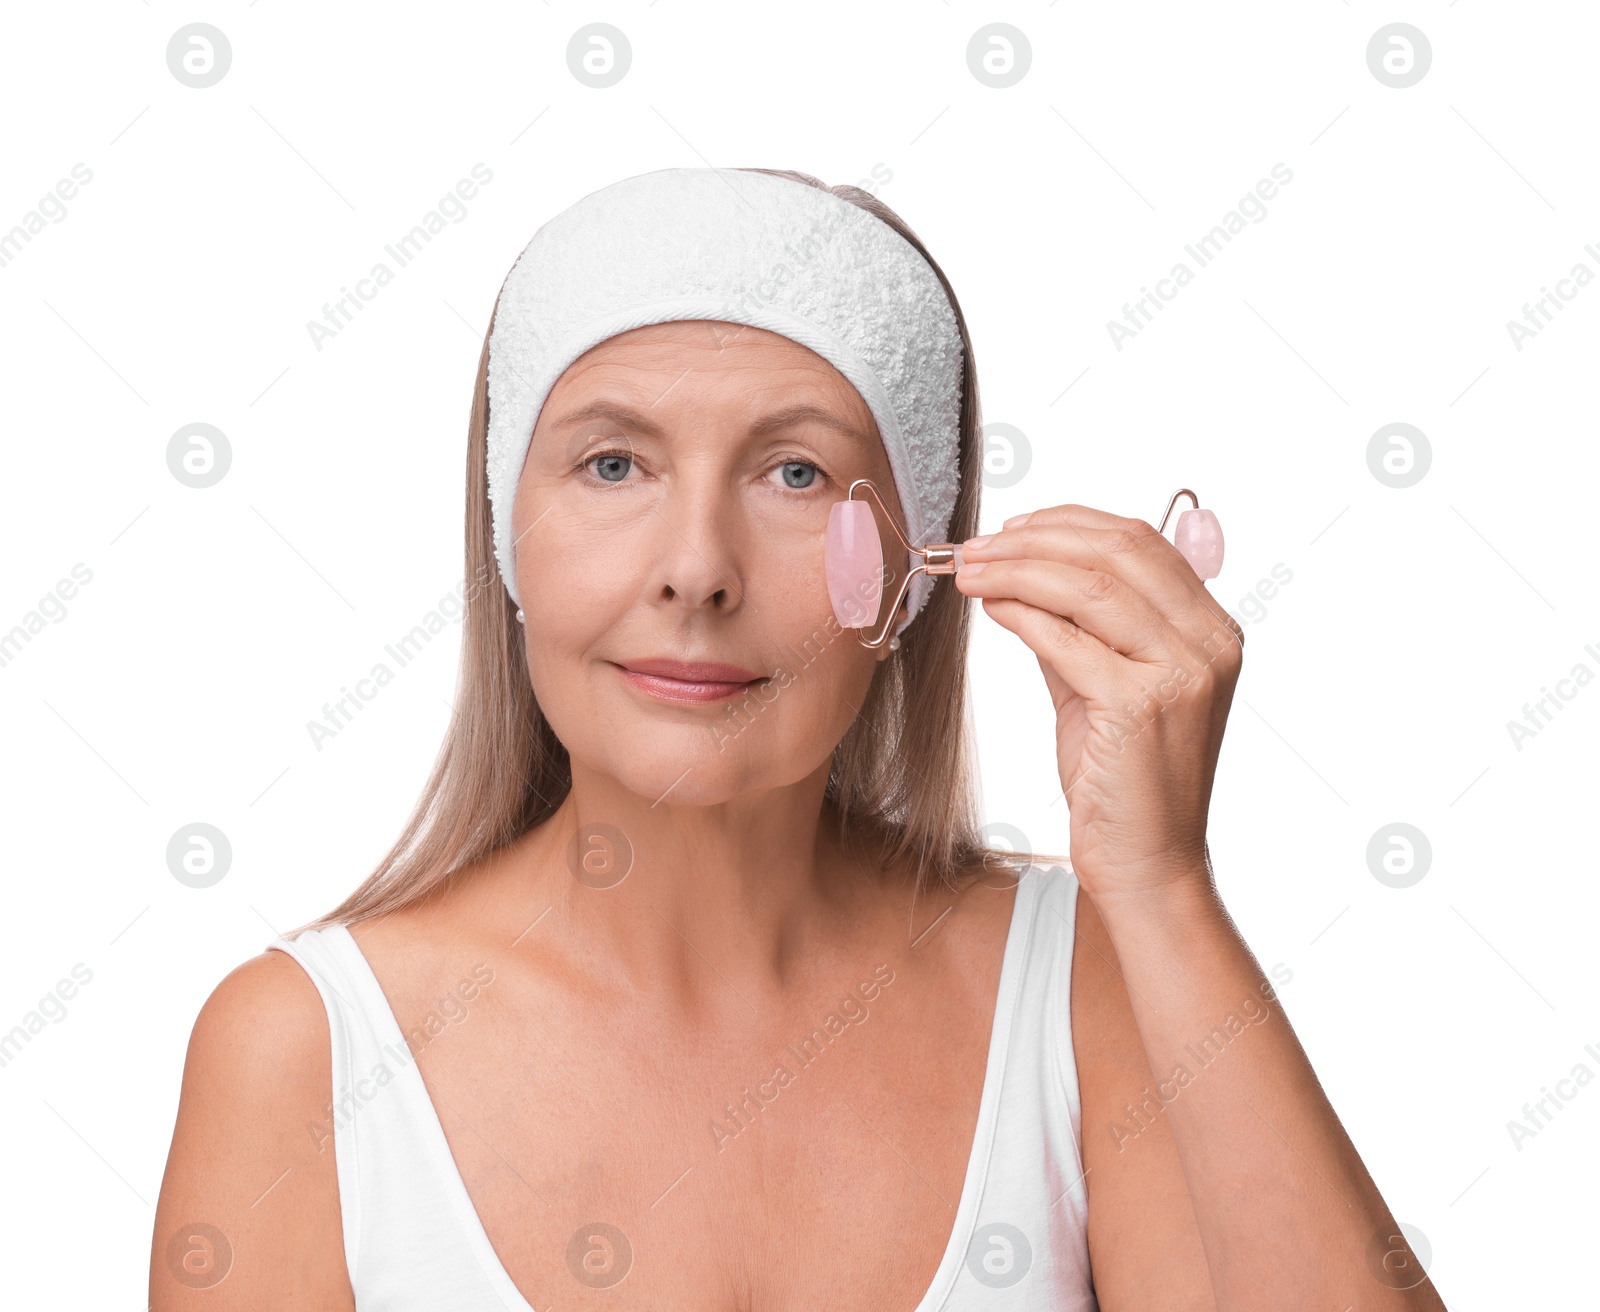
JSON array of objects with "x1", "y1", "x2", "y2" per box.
[
  {"x1": 826, "y1": 482, "x2": 1224, "y2": 648},
  {"x1": 825, "y1": 479, "x2": 963, "y2": 649},
  {"x1": 1159, "y1": 488, "x2": 1225, "y2": 581}
]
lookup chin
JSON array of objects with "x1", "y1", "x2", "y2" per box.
[
  {"x1": 597, "y1": 746, "x2": 759, "y2": 807},
  {"x1": 585, "y1": 722, "x2": 824, "y2": 806}
]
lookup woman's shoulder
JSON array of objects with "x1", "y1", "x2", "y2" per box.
[
  {"x1": 152, "y1": 948, "x2": 353, "y2": 1308},
  {"x1": 173, "y1": 944, "x2": 344, "y2": 1153},
  {"x1": 893, "y1": 855, "x2": 1058, "y2": 983},
  {"x1": 192, "y1": 944, "x2": 336, "y2": 1069},
  {"x1": 940, "y1": 852, "x2": 1079, "y2": 914}
]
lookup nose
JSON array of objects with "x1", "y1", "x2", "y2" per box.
[{"x1": 643, "y1": 477, "x2": 748, "y2": 618}]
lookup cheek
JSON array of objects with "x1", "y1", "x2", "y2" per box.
[
  {"x1": 515, "y1": 544, "x2": 630, "y2": 708},
  {"x1": 513, "y1": 476, "x2": 649, "y2": 627},
  {"x1": 707, "y1": 638, "x2": 878, "y2": 778},
  {"x1": 759, "y1": 611, "x2": 881, "y2": 741},
  {"x1": 754, "y1": 547, "x2": 878, "y2": 698}
]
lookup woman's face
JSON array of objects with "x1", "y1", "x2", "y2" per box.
[{"x1": 511, "y1": 320, "x2": 908, "y2": 805}]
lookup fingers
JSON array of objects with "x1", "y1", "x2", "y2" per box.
[
  {"x1": 956, "y1": 554, "x2": 1169, "y2": 659},
  {"x1": 969, "y1": 516, "x2": 1195, "y2": 614},
  {"x1": 965, "y1": 508, "x2": 1244, "y2": 659}
]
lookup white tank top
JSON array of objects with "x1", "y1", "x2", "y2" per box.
[{"x1": 267, "y1": 862, "x2": 1097, "y2": 1310}]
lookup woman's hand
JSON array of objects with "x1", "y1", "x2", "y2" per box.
[
  {"x1": 954, "y1": 503, "x2": 1244, "y2": 904},
  {"x1": 956, "y1": 507, "x2": 1447, "y2": 1311}
]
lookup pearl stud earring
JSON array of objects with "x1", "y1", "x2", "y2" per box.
[{"x1": 515, "y1": 609, "x2": 525, "y2": 624}]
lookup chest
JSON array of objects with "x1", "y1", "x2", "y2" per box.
[{"x1": 398, "y1": 952, "x2": 1001, "y2": 1310}]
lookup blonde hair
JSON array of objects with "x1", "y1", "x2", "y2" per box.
[{"x1": 290, "y1": 168, "x2": 1061, "y2": 937}]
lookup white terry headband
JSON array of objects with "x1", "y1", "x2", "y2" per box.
[{"x1": 485, "y1": 166, "x2": 964, "y2": 637}]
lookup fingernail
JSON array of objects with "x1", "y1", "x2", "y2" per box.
[
  {"x1": 961, "y1": 560, "x2": 987, "y2": 576},
  {"x1": 965, "y1": 534, "x2": 992, "y2": 550},
  {"x1": 1003, "y1": 512, "x2": 1031, "y2": 529}
]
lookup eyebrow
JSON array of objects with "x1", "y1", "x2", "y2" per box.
[{"x1": 550, "y1": 399, "x2": 872, "y2": 444}]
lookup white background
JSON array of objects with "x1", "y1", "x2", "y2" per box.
[{"x1": 2, "y1": 2, "x2": 1595, "y2": 1305}]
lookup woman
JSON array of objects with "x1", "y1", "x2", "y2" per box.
[{"x1": 151, "y1": 167, "x2": 1444, "y2": 1310}]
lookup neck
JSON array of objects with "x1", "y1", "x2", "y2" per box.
[{"x1": 521, "y1": 759, "x2": 885, "y2": 1009}]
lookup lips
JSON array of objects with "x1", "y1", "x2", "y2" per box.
[
  {"x1": 614, "y1": 658, "x2": 766, "y2": 705},
  {"x1": 620, "y1": 658, "x2": 761, "y2": 682}
]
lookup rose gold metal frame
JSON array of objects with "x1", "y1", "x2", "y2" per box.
[
  {"x1": 844, "y1": 478, "x2": 963, "y2": 650},
  {"x1": 1158, "y1": 488, "x2": 1200, "y2": 537}
]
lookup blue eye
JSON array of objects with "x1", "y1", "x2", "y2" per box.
[
  {"x1": 778, "y1": 461, "x2": 817, "y2": 489},
  {"x1": 588, "y1": 452, "x2": 631, "y2": 483}
]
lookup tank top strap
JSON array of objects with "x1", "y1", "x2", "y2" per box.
[
  {"x1": 265, "y1": 926, "x2": 370, "y2": 1284},
  {"x1": 1033, "y1": 861, "x2": 1095, "y2": 1301},
  {"x1": 266, "y1": 924, "x2": 527, "y2": 1308},
  {"x1": 1024, "y1": 861, "x2": 1088, "y2": 1122},
  {"x1": 951, "y1": 860, "x2": 1095, "y2": 1309}
]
